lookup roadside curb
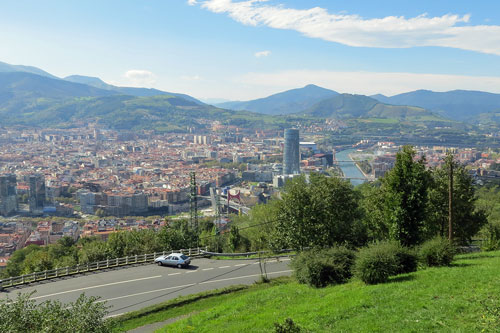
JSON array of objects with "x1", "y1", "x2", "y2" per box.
[{"x1": 209, "y1": 254, "x2": 295, "y2": 261}]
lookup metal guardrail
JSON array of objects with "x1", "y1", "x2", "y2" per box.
[
  {"x1": 0, "y1": 246, "x2": 208, "y2": 291},
  {"x1": 202, "y1": 249, "x2": 294, "y2": 257}
]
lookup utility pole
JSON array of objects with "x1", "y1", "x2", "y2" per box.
[
  {"x1": 215, "y1": 188, "x2": 221, "y2": 230},
  {"x1": 190, "y1": 172, "x2": 198, "y2": 242},
  {"x1": 448, "y1": 154, "x2": 453, "y2": 241}
]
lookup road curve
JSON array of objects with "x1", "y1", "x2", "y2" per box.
[{"x1": 0, "y1": 258, "x2": 292, "y2": 317}]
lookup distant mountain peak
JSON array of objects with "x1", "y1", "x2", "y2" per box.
[
  {"x1": 215, "y1": 84, "x2": 338, "y2": 115},
  {"x1": 0, "y1": 60, "x2": 59, "y2": 79}
]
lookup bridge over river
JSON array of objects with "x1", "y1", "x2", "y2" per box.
[{"x1": 335, "y1": 149, "x2": 368, "y2": 186}]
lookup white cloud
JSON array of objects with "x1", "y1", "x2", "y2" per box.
[
  {"x1": 197, "y1": 0, "x2": 500, "y2": 55},
  {"x1": 254, "y1": 50, "x2": 271, "y2": 58},
  {"x1": 187, "y1": 0, "x2": 198, "y2": 6},
  {"x1": 237, "y1": 69, "x2": 500, "y2": 97},
  {"x1": 124, "y1": 69, "x2": 156, "y2": 87}
]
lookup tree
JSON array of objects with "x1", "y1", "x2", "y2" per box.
[
  {"x1": 227, "y1": 225, "x2": 242, "y2": 252},
  {"x1": 79, "y1": 241, "x2": 110, "y2": 264},
  {"x1": 427, "y1": 154, "x2": 487, "y2": 244},
  {"x1": 22, "y1": 250, "x2": 53, "y2": 274},
  {"x1": 382, "y1": 145, "x2": 430, "y2": 247},
  {"x1": 274, "y1": 173, "x2": 362, "y2": 250},
  {"x1": 1, "y1": 245, "x2": 41, "y2": 278},
  {"x1": 235, "y1": 200, "x2": 280, "y2": 252},
  {"x1": 357, "y1": 182, "x2": 389, "y2": 242}
]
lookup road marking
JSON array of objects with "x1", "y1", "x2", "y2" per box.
[
  {"x1": 185, "y1": 270, "x2": 197, "y2": 274},
  {"x1": 31, "y1": 275, "x2": 162, "y2": 300},
  {"x1": 202, "y1": 268, "x2": 214, "y2": 271},
  {"x1": 219, "y1": 266, "x2": 230, "y2": 269},
  {"x1": 168, "y1": 273, "x2": 181, "y2": 276},
  {"x1": 199, "y1": 270, "x2": 292, "y2": 285},
  {"x1": 98, "y1": 270, "x2": 293, "y2": 304},
  {"x1": 234, "y1": 264, "x2": 247, "y2": 267},
  {"x1": 98, "y1": 283, "x2": 196, "y2": 303},
  {"x1": 252, "y1": 262, "x2": 259, "y2": 264}
]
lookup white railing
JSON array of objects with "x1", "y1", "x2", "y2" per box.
[{"x1": 0, "y1": 246, "x2": 208, "y2": 290}]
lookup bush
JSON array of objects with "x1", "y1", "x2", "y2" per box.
[
  {"x1": 355, "y1": 241, "x2": 399, "y2": 285},
  {"x1": 479, "y1": 222, "x2": 500, "y2": 251},
  {"x1": 0, "y1": 292, "x2": 114, "y2": 332},
  {"x1": 419, "y1": 237, "x2": 455, "y2": 267},
  {"x1": 274, "y1": 318, "x2": 302, "y2": 333},
  {"x1": 292, "y1": 247, "x2": 355, "y2": 288},
  {"x1": 393, "y1": 245, "x2": 418, "y2": 275}
]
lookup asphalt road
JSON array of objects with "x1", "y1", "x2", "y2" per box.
[{"x1": 0, "y1": 258, "x2": 292, "y2": 317}]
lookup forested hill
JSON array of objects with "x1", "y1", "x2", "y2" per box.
[
  {"x1": 303, "y1": 93, "x2": 442, "y2": 121},
  {"x1": 0, "y1": 71, "x2": 292, "y2": 131}
]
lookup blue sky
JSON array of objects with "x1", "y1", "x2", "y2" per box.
[{"x1": 1, "y1": 0, "x2": 500, "y2": 101}]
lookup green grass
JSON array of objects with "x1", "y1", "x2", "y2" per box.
[
  {"x1": 111, "y1": 281, "x2": 288, "y2": 332},
  {"x1": 151, "y1": 251, "x2": 500, "y2": 332},
  {"x1": 359, "y1": 118, "x2": 399, "y2": 124}
]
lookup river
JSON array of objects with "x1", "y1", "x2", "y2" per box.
[{"x1": 335, "y1": 149, "x2": 367, "y2": 186}]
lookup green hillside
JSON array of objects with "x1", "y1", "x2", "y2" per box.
[
  {"x1": 0, "y1": 93, "x2": 295, "y2": 131},
  {"x1": 374, "y1": 89, "x2": 500, "y2": 121},
  {"x1": 216, "y1": 84, "x2": 338, "y2": 115},
  {"x1": 115, "y1": 251, "x2": 500, "y2": 332},
  {"x1": 305, "y1": 93, "x2": 444, "y2": 122}
]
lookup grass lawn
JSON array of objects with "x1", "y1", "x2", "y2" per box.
[
  {"x1": 358, "y1": 118, "x2": 399, "y2": 124},
  {"x1": 153, "y1": 251, "x2": 500, "y2": 332}
]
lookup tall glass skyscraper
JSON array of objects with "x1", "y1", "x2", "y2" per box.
[{"x1": 283, "y1": 128, "x2": 300, "y2": 175}]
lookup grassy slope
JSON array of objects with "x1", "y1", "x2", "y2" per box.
[{"x1": 154, "y1": 252, "x2": 500, "y2": 332}]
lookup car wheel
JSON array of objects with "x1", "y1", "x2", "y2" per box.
[
  {"x1": 158, "y1": 262, "x2": 163, "y2": 266},
  {"x1": 177, "y1": 264, "x2": 182, "y2": 268}
]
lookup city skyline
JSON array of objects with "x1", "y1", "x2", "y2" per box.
[{"x1": 1, "y1": 0, "x2": 500, "y2": 101}]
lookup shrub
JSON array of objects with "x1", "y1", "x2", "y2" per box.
[
  {"x1": 479, "y1": 222, "x2": 500, "y2": 252},
  {"x1": 393, "y1": 245, "x2": 418, "y2": 274},
  {"x1": 0, "y1": 292, "x2": 114, "y2": 333},
  {"x1": 355, "y1": 241, "x2": 399, "y2": 284},
  {"x1": 292, "y1": 247, "x2": 356, "y2": 288},
  {"x1": 419, "y1": 237, "x2": 455, "y2": 267},
  {"x1": 274, "y1": 318, "x2": 302, "y2": 333}
]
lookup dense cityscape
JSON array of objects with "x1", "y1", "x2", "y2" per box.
[{"x1": 2, "y1": 124, "x2": 500, "y2": 271}]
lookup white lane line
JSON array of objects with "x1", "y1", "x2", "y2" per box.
[
  {"x1": 168, "y1": 273, "x2": 181, "y2": 276},
  {"x1": 31, "y1": 275, "x2": 162, "y2": 300},
  {"x1": 98, "y1": 283, "x2": 196, "y2": 303},
  {"x1": 252, "y1": 262, "x2": 259, "y2": 264},
  {"x1": 219, "y1": 266, "x2": 230, "y2": 269},
  {"x1": 202, "y1": 268, "x2": 214, "y2": 271},
  {"x1": 199, "y1": 270, "x2": 292, "y2": 285},
  {"x1": 267, "y1": 258, "x2": 292, "y2": 263},
  {"x1": 185, "y1": 271, "x2": 197, "y2": 274},
  {"x1": 99, "y1": 270, "x2": 293, "y2": 304},
  {"x1": 234, "y1": 264, "x2": 247, "y2": 267}
]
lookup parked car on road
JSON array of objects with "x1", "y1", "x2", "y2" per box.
[{"x1": 154, "y1": 253, "x2": 191, "y2": 268}]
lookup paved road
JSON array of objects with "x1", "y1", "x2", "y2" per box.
[{"x1": 0, "y1": 258, "x2": 292, "y2": 317}]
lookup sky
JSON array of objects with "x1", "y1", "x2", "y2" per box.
[{"x1": 1, "y1": 0, "x2": 500, "y2": 101}]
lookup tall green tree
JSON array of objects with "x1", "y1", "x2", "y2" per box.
[
  {"x1": 234, "y1": 199, "x2": 280, "y2": 251},
  {"x1": 427, "y1": 154, "x2": 487, "y2": 244},
  {"x1": 382, "y1": 145, "x2": 430, "y2": 246},
  {"x1": 274, "y1": 173, "x2": 363, "y2": 250},
  {"x1": 357, "y1": 182, "x2": 389, "y2": 242}
]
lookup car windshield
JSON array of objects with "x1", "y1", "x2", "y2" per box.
[{"x1": 180, "y1": 255, "x2": 188, "y2": 260}]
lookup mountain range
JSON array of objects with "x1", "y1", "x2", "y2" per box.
[
  {"x1": 216, "y1": 84, "x2": 338, "y2": 115},
  {"x1": 216, "y1": 83, "x2": 500, "y2": 124},
  {"x1": 0, "y1": 60, "x2": 500, "y2": 131},
  {"x1": 372, "y1": 90, "x2": 500, "y2": 121}
]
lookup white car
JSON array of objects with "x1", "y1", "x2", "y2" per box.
[{"x1": 154, "y1": 253, "x2": 191, "y2": 268}]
